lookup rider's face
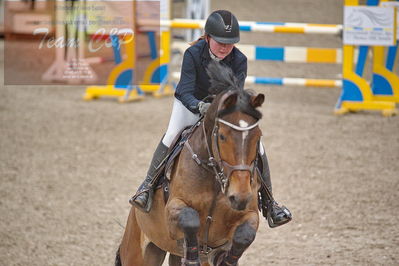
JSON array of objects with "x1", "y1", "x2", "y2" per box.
[{"x1": 208, "y1": 37, "x2": 234, "y2": 60}]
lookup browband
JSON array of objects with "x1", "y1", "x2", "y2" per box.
[{"x1": 217, "y1": 118, "x2": 259, "y2": 131}]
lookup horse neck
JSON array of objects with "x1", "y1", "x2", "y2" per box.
[{"x1": 203, "y1": 112, "x2": 217, "y2": 150}]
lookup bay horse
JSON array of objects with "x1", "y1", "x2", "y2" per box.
[{"x1": 116, "y1": 62, "x2": 265, "y2": 266}]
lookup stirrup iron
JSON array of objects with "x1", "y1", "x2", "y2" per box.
[
  {"x1": 130, "y1": 189, "x2": 154, "y2": 213},
  {"x1": 266, "y1": 202, "x2": 292, "y2": 228}
]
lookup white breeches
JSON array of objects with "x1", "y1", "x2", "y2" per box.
[{"x1": 162, "y1": 98, "x2": 200, "y2": 147}]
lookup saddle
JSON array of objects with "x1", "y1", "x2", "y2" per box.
[{"x1": 152, "y1": 121, "x2": 202, "y2": 203}]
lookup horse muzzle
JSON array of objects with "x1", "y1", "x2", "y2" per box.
[{"x1": 228, "y1": 193, "x2": 252, "y2": 211}]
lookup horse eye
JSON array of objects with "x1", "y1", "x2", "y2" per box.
[{"x1": 219, "y1": 134, "x2": 227, "y2": 141}]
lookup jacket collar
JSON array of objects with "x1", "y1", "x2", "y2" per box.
[{"x1": 200, "y1": 39, "x2": 235, "y2": 64}]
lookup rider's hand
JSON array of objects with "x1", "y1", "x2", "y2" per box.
[{"x1": 198, "y1": 101, "x2": 211, "y2": 115}]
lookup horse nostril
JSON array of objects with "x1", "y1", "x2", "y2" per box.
[
  {"x1": 229, "y1": 195, "x2": 236, "y2": 204},
  {"x1": 228, "y1": 194, "x2": 249, "y2": 211}
]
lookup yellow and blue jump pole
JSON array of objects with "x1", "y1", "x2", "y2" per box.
[
  {"x1": 139, "y1": 30, "x2": 174, "y2": 98},
  {"x1": 83, "y1": 32, "x2": 145, "y2": 102},
  {"x1": 371, "y1": 0, "x2": 399, "y2": 103},
  {"x1": 160, "y1": 19, "x2": 343, "y2": 35},
  {"x1": 84, "y1": 0, "x2": 173, "y2": 102}
]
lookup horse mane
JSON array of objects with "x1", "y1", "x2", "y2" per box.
[
  {"x1": 206, "y1": 61, "x2": 262, "y2": 120},
  {"x1": 206, "y1": 61, "x2": 241, "y2": 95}
]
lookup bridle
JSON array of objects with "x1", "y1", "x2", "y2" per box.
[
  {"x1": 202, "y1": 91, "x2": 260, "y2": 194},
  {"x1": 183, "y1": 90, "x2": 261, "y2": 253}
]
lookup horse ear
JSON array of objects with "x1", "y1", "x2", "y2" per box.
[
  {"x1": 251, "y1": 93, "x2": 265, "y2": 108},
  {"x1": 224, "y1": 93, "x2": 238, "y2": 109}
]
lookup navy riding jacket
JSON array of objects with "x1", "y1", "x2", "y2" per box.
[{"x1": 174, "y1": 39, "x2": 247, "y2": 114}]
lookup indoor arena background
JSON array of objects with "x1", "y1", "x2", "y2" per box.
[{"x1": 1, "y1": 0, "x2": 398, "y2": 265}]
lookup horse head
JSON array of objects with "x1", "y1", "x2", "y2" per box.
[{"x1": 204, "y1": 62, "x2": 265, "y2": 211}]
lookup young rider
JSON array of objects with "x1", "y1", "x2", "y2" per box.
[{"x1": 130, "y1": 10, "x2": 292, "y2": 228}]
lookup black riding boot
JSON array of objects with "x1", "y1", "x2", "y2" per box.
[
  {"x1": 129, "y1": 140, "x2": 169, "y2": 212},
  {"x1": 258, "y1": 152, "x2": 292, "y2": 228}
]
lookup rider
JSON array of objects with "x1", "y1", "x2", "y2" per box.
[{"x1": 130, "y1": 10, "x2": 292, "y2": 228}]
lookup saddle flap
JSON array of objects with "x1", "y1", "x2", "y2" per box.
[
  {"x1": 164, "y1": 125, "x2": 197, "y2": 180},
  {"x1": 152, "y1": 123, "x2": 201, "y2": 202}
]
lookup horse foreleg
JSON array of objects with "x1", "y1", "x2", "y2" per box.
[
  {"x1": 167, "y1": 199, "x2": 201, "y2": 266},
  {"x1": 143, "y1": 242, "x2": 167, "y2": 266},
  {"x1": 214, "y1": 220, "x2": 257, "y2": 266},
  {"x1": 179, "y1": 207, "x2": 201, "y2": 266}
]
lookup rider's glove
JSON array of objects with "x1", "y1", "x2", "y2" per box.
[{"x1": 198, "y1": 101, "x2": 211, "y2": 116}]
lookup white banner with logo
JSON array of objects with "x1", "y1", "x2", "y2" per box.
[{"x1": 343, "y1": 6, "x2": 396, "y2": 46}]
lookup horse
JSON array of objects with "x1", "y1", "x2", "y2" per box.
[{"x1": 116, "y1": 62, "x2": 266, "y2": 266}]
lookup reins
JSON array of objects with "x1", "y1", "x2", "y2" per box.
[{"x1": 184, "y1": 120, "x2": 223, "y2": 254}]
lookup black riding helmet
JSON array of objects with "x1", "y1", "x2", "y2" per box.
[{"x1": 204, "y1": 10, "x2": 240, "y2": 44}]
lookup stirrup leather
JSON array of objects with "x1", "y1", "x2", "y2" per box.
[{"x1": 257, "y1": 168, "x2": 292, "y2": 228}]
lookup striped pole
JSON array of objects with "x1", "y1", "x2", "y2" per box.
[
  {"x1": 238, "y1": 45, "x2": 342, "y2": 64},
  {"x1": 172, "y1": 42, "x2": 342, "y2": 64},
  {"x1": 140, "y1": 19, "x2": 343, "y2": 35},
  {"x1": 245, "y1": 76, "x2": 342, "y2": 88},
  {"x1": 172, "y1": 72, "x2": 342, "y2": 88},
  {"x1": 239, "y1": 21, "x2": 342, "y2": 34}
]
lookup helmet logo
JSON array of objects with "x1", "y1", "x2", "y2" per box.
[{"x1": 224, "y1": 24, "x2": 232, "y2": 32}]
